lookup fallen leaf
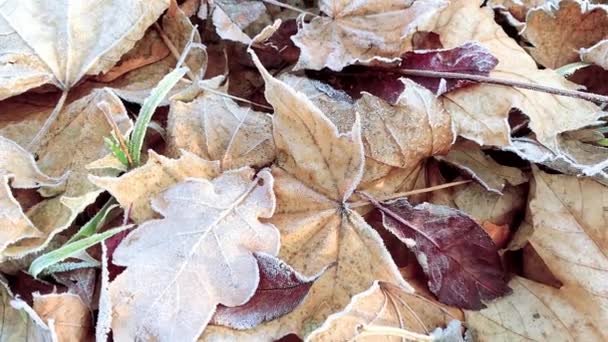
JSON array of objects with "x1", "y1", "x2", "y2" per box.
[
  {"x1": 32, "y1": 293, "x2": 93, "y2": 342},
  {"x1": 415, "y1": 0, "x2": 602, "y2": 151},
  {"x1": 292, "y1": 0, "x2": 447, "y2": 71},
  {"x1": 211, "y1": 253, "x2": 318, "y2": 330},
  {"x1": 205, "y1": 0, "x2": 267, "y2": 44},
  {"x1": 110, "y1": 167, "x2": 280, "y2": 341},
  {"x1": 307, "y1": 281, "x2": 462, "y2": 341},
  {"x1": 0, "y1": 0, "x2": 170, "y2": 99},
  {"x1": 367, "y1": 196, "x2": 510, "y2": 309},
  {"x1": 167, "y1": 77, "x2": 275, "y2": 170},
  {"x1": 437, "y1": 140, "x2": 527, "y2": 193},
  {"x1": 0, "y1": 176, "x2": 43, "y2": 255},
  {"x1": 581, "y1": 39, "x2": 608, "y2": 69},
  {"x1": 521, "y1": 0, "x2": 608, "y2": 69},
  {"x1": 91, "y1": 150, "x2": 220, "y2": 223},
  {"x1": 53, "y1": 268, "x2": 97, "y2": 309},
  {"x1": 453, "y1": 182, "x2": 527, "y2": 228},
  {"x1": 488, "y1": 0, "x2": 547, "y2": 23},
  {"x1": 481, "y1": 222, "x2": 510, "y2": 249}
]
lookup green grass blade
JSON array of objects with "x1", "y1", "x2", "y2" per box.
[
  {"x1": 29, "y1": 225, "x2": 133, "y2": 278},
  {"x1": 128, "y1": 67, "x2": 187, "y2": 166},
  {"x1": 66, "y1": 199, "x2": 118, "y2": 244}
]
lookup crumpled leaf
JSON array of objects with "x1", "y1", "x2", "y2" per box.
[
  {"x1": 581, "y1": 39, "x2": 608, "y2": 70},
  {"x1": 368, "y1": 196, "x2": 510, "y2": 310},
  {"x1": 437, "y1": 140, "x2": 527, "y2": 193},
  {"x1": 201, "y1": 52, "x2": 408, "y2": 341},
  {"x1": 109, "y1": 167, "x2": 280, "y2": 341},
  {"x1": 211, "y1": 253, "x2": 318, "y2": 330},
  {"x1": 0, "y1": 0, "x2": 170, "y2": 99},
  {"x1": 32, "y1": 293, "x2": 93, "y2": 342},
  {"x1": 203, "y1": 0, "x2": 267, "y2": 44},
  {"x1": 90, "y1": 150, "x2": 220, "y2": 223},
  {"x1": 312, "y1": 42, "x2": 498, "y2": 104},
  {"x1": 292, "y1": 0, "x2": 447, "y2": 71},
  {"x1": 167, "y1": 77, "x2": 275, "y2": 170},
  {"x1": 521, "y1": 0, "x2": 608, "y2": 69},
  {"x1": 0, "y1": 175, "x2": 43, "y2": 254},
  {"x1": 413, "y1": 0, "x2": 603, "y2": 153},
  {"x1": 307, "y1": 281, "x2": 462, "y2": 341}
]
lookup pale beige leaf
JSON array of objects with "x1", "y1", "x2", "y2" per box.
[
  {"x1": 96, "y1": 243, "x2": 111, "y2": 342},
  {"x1": 581, "y1": 39, "x2": 608, "y2": 70},
  {"x1": 33, "y1": 293, "x2": 93, "y2": 342},
  {"x1": 415, "y1": 0, "x2": 602, "y2": 152},
  {"x1": 292, "y1": 0, "x2": 447, "y2": 71},
  {"x1": 466, "y1": 276, "x2": 603, "y2": 341},
  {"x1": 473, "y1": 168, "x2": 608, "y2": 341},
  {"x1": 307, "y1": 281, "x2": 460, "y2": 342},
  {"x1": 208, "y1": 0, "x2": 267, "y2": 44},
  {"x1": 167, "y1": 78, "x2": 275, "y2": 170},
  {"x1": 0, "y1": 0, "x2": 170, "y2": 98},
  {"x1": 110, "y1": 168, "x2": 279, "y2": 342},
  {"x1": 90, "y1": 150, "x2": 220, "y2": 223},
  {"x1": 437, "y1": 140, "x2": 527, "y2": 193},
  {"x1": 203, "y1": 52, "x2": 407, "y2": 341},
  {"x1": 488, "y1": 0, "x2": 549, "y2": 23},
  {"x1": 0, "y1": 175, "x2": 42, "y2": 255},
  {"x1": 453, "y1": 182, "x2": 526, "y2": 227},
  {"x1": 522, "y1": 0, "x2": 608, "y2": 69}
]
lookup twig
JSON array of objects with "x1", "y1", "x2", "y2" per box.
[
  {"x1": 197, "y1": 83, "x2": 273, "y2": 110},
  {"x1": 261, "y1": 0, "x2": 317, "y2": 17},
  {"x1": 394, "y1": 68, "x2": 608, "y2": 104},
  {"x1": 349, "y1": 180, "x2": 470, "y2": 208},
  {"x1": 27, "y1": 90, "x2": 69, "y2": 152},
  {"x1": 357, "y1": 325, "x2": 434, "y2": 341}
]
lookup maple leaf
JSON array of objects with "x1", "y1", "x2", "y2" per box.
[
  {"x1": 365, "y1": 195, "x2": 511, "y2": 309},
  {"x1": 0, "y1": 0, "x2": 170, "y2": 100},
  {"x1": 521, "y1": 0, "x2": 608, "y2": 69},
  {"x1": 109, "y1": 167, "x2": 280, "y2": 341},
  {"x1": 167, "y1": 77, "x2": 276, "y2": 170},
  {"x1": 307, "y1": 281, "x2": 462, "y2": 341},
  {"x1": 90, "y1": 150, "x2": 221, "y2": 223},
  {"x1": 413, "y1": 0, "x2": 602, "y2": 153},
  {"x1": 210, "y1": 253, "x2": 318, "y2": 330},
  {"x1": 291, "y1": 0, "x2": 447, "y2": 71},
  {"x1": 311, "y1": 42, "x2": 498, "y2": 104}
]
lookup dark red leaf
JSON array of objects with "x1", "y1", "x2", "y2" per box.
[
  {"x1": 6, "y1": 271, "x2": 65, "y2": 305},
  {"x1": 309, "y1": 42, "x2": 498, "y2": 104},
  {"x1": 104, "y1": 227, "x2": 133, "y2": 281},
  {"x1": 210, "y1": 253, "x2": 317, "y2": 329},
  {"x1": 364, "y1": 195, "x2": 510, "y2": 310}
]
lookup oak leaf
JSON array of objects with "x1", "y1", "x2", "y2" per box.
[
  {"x1": 167, "y1": 77, "x2": 275, "y2": 170},
  {"x1": 0, "y1": 0, "x2": 170, "y2": 99},
  {"x1": 90, "y1": 150, "x2": 221, "y2": 223},
  {"x1": 291, "y1": 0, "x2": 447, "y2": 71},
  {"x1": 522, "y1": 0, "x2": 608, "y2": 69},
  {"x1": 109, "y1": 167, "x2": 280, "y2": 341}
]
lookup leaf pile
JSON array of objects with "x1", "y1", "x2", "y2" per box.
[{"x1": 0, "y1": 0, "x2": 607, "y2": 341}]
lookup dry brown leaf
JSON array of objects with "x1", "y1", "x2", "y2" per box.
[
  {"x1": 167, "y1": 77, "x2": 275, "y2": 170},
  {"x1": 476, "y1": 167, "x2": 608, "y2": 340},
  {"x1": 522, "y1": 0, "x2": 608, "y2": 69},
  {"x1": 33, "y1": 293, "x2": 93, "y2": 342},
  {"x1": 307, "y1": 281, "x2": 461, "y2": 341},
  {"x1": 415, "y1": 0, "x2": 602, "y2": 152},
  {"x1": 437, "y1": 140, "x2": 527, "y2": 193},
  {"x1": 0, "y1": 0, "x2": 170, "y2": 99},
  {"x1": 453, "y1": 182, "x2": 527, "y2": 228},
  {"x1": 102, "y1": 5, "x2": 206, "y2": 104},
  {"x1": 292, "y1": 0, "x2": 447, "y2": 71},
  {"x1": 201, "y1": 52, "x2": 408, "y2": 341},
  {"x1": 581, "y1": 39, "x2": 608, "y2": 69},
  {"x1": 203, "y1": 0, "x2": 267, "y2": 44},
  {"x1": 110, "y1": 167, "x2": 279, "y2": 341},
  {"x1": 90, "y1": 150, "x2": 220, "y2": 223},
  {"x1": 488, "y1": 0, "x2": 548, "y2": 24}
]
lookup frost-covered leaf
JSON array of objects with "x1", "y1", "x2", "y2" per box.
[
  {"x1": 211, "y1": 253, "x2": 317, "y2": 330},
  {"x1": 204, "y1": 0, "x2": 267, "y2": 44},
  {"x1": 0, "y1": 0, "x2": 170, "y2": 99},
  {"x1": 292, "y1": 0, "x2": 447, "y2": 71},
  {"x1": 90, "y1": 151, "x2": 220, "y2": 223},
  {"x1": 581, "y1": 39, "x2": 608, "y2": 70},
  {"x1": 368, "y1": 196, "x2": 510, "y2": 309},
  {"x1": 167, "y1": 77, "x2": 275, "y2": 170},
  {"x1": 522, "y1": 0, "x2": 608, "y2": 69},
  {"x1": 32, "y1": 293, "x2": 93, "y2": 342},
  {"x1": 110, "y1": 167, "x2": 280, "y2": 341},
  {"x1": 307, "y1": 281, "x2": 462, "y2": 342}
]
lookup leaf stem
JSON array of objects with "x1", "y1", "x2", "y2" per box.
[
  {"x1": 349, "y1": 180, "x2": 470, "y2": 208},
  {"x1": 27, "y1": 90, "x2": 69, "y2": 152},
  {"x1": 261, "y1": 0, "x2": 317, "y2": 17},
  {"x1": 357, "y1": 325, "x2": 434, "y2": 341},
  {"x1": 395, "y1": 68, "x2": 608, "y2": 104}
]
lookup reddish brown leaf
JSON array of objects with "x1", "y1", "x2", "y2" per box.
[
  {"x1": 210, "y1": 253, "x2": 317, "y2": 330},
  {"x1": 309, "y1": 42, "x2": 498, "y2": 104},
  {"x1": 103, "y1": 227, "x2": 133, "y2": 282},
  {"x1": 363, "y1": 194, "x2": 510, "y2": 310}
]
